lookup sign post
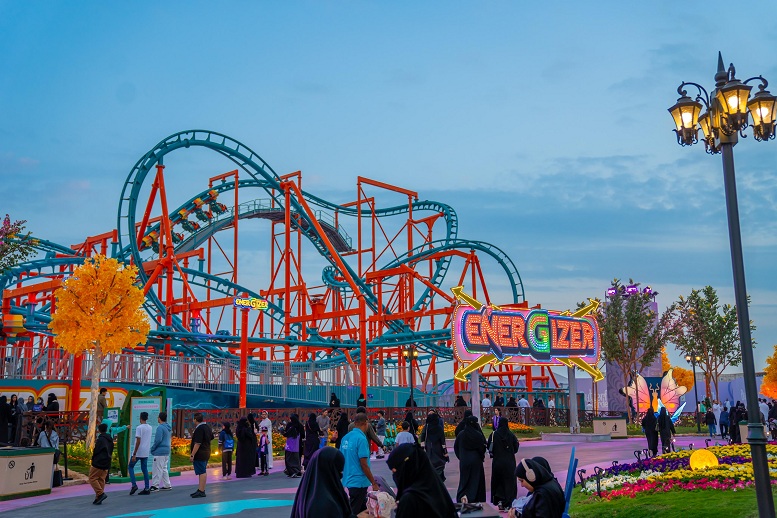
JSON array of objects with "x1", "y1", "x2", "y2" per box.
[{"x1": 233, "y1": 295, "x2": 268, "y2": 408}]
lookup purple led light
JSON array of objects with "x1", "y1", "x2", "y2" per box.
[
  {"x1": 625, "y1": 285, "x2": 639, "y2": 295},
  {"x1": 606, "y1": 287, "x2": 617, "y2": 297}
]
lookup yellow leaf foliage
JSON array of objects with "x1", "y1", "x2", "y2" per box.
[
  {"x1": 49, "y1": 255, "x2": 150, "y2": 354},
  {"x1": 661, "y1": 347, "x2": 671, "y2": 374},
  {"x1": 761, "y1": 344, "x2": 777, "y2": 400},
  {"x1": 671, "y1": 365, "x2": 695, "y2": 392}
]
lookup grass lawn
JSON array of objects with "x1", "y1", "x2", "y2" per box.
[{"x1": 570, "y1": 487, "x2": 776, "y2": 518}]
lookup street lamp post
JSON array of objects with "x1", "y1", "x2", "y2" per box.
[
  {"x1": 685, "y1": 354, "x2": 702, "y2": 433},
  {"x1": 669, "y1": 52, "x2": 776, "y2": 518},
  {"x1": 402, "y1": 346, "x2": 418, "y2": 407}
]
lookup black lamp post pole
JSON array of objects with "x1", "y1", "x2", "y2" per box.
[
  {"x1": 719, "y1": 140, "x2": 774, "y2": 518},
  {"x1": 690, "y1": 359, "x2": 701, "y2": 433}
]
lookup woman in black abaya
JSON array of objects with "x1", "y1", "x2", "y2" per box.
[
  {"x1": 657, "y1": 407, "x2": 676, "y2": 453},
  {"x1": 235, "y1": 417, "x2": 257, "y2": 478},
  {"x1": 303, "y1": 412, "x2": 321, "y2": 470},
  {"x1": 290, "y1": 447, "x2": 353, "y2": 518},
  {"x1": 454, "y1": 410, "x2": 472, "y2": 437},
  {"x1": 335, "y1": 411, "x2": 349, "y2": 449},
  {"x1": 641, "y1": 410, "x2": 659, "y2": 457},
  {"x1": 404, "y1": 411, "x2": 418, "y2": 437},
  {"x1": 283, "y1": 413, "x2": 305, "y2": 477},
  {"x1": 487, "y1": 417, "x2": 519, "y2": 510},
  {"x1": 453, "y1": 414, "x2": 487, "y2": 503},
  {"x1": 419, "y1": 410, "x2": 448, "y2": 481},
  {"x1": 387, "y1": 443, "x2": 457, "y2": 518}
]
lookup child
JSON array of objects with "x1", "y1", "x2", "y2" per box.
[
  {"x1": 394, "y1": 421, "x2": 416, "y2": 446},
  {"x1": 258, "y1": 426, "x2": 270, "y2": 476},
  {"x1": 218, "y1": 422, "x2": 234, "y2": 479}
]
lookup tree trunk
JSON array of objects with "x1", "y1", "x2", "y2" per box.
[
  {"x1": 85, "y1": 343, "x2": 102, "y2": 450},
  {"x1": 704, "y1": 373, "x2": 711, "y2": 401}
]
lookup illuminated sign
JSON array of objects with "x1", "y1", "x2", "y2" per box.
[
  {"x1": 450, "y1": 286, "x2": 603, "y2": 381},
  {"x1": 233, "y1": 296, "x2": 268, "y2": 311},
  {"x1": 453, "y1": 306, "x2": 599, "y2": 365}
]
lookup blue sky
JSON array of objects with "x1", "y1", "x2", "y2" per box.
[{"x1": 1, "y1": 1, "x2": 776, "y2": 376}]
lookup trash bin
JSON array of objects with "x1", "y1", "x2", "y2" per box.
[{"x1": 0, "y1": 447, "x2": 56, "y2": 500}]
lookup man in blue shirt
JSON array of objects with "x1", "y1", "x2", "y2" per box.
[{"x1": 340, "y1": 413, "x2": 379, "y2": 513}]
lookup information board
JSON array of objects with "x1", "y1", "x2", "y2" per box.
[{"x1": 129, "y1": 397, "x2": 162, "y2": 472}]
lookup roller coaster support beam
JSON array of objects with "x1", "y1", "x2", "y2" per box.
[
  {"x1": 239, "y1": 298, "x2": 249, "y2": 409},
  {"x1": 360, "y1": 297, "x2": 367, "y2": 398}
]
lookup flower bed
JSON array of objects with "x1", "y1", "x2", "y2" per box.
[{"x1": 579, "y1": 444, "x2": 777, "y2": 501}]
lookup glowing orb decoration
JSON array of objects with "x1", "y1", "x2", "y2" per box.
[{"x1": 689, "y1": 449, "x2": 719, "y2": 471}]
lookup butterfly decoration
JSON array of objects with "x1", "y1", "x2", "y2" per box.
[{"x1": 621, "y1": 369, "x2": 688, "y2": 423}]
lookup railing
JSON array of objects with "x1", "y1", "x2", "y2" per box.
[{"x1": 1, "y1": 349, "x2": 439, "y2": 406}]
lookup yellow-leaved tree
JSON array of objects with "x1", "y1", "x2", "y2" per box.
[
  {"x1": 49, "y1": 255, "x2": 150, "y2": 448},
  {"x1": 761, "y1": 345, "x2": 777, "y2": 399},
  {"x1": 660, "y1": 347, "x2": 695, "y2": 391}
]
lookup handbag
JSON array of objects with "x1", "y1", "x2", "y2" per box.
[{"x1": 52, "y1": 469, "x2": 63, "y2": 487}]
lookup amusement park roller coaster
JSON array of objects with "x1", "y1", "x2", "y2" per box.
[{"x1": 0, "y1": 130, "x2": 531, "y2": 409}]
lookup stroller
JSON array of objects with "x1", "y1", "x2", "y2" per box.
[{"x1": 383, "y1": 421, "x2": 398, "y2": 451}]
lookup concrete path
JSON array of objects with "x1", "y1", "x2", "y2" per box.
[{"x1": 0, "y1": 435, "x2": 709, "y2": 518}]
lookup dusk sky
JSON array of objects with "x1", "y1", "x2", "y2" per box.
[{"x1": 1, "y1": 2, "x2": 775, "y2": 378}]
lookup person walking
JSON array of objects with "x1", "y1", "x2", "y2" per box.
[
  {"x1": 129, "y1": 412, "x2": 152, "y2": 495},
  {"x1": 705, "y1": 408, "x2": 717, "y2": 438},
  {"x1": 387, "y1": 443, "x2": 457, "y2": 518},
  {"x1": 375, "y1": 410, "x2": 387, "y2": 459},
  {"x1": 494, "y1": 392, "x2": 505, "y2": 408},
  {"x1": 395, "y1": 421, "x2": 416, "y2": 446},
  {"x1": 189, "y1": 412, "x2": 213, "y2": 498},
  {"x1": 356, "y1": 393, "x2": 367, "y2": 408},
  {"x1": 316, "y1": 410, "x2": 331, "y2": 448},
  {"x1": 258, "y1": 426, "x2": 271, "y2": 476},
  {"x1": 329, "y1": 392, "x2": 341, "y2": 408},
  {"x1": 282, "y1": 413, "x2": 304, "y2": 478},
  {"x1": 95, "y1": 388, "x2": 108, "y2": 433},
  {"x1": 218, "y1": 421, "x2": 234, "y2": 480},
  {"x1": 454, "y1": 414, "x2": 487, "y2": 503},
  {"x1": 454, "y1": 395, "x2": 468, "y2": 407},
  {"x1": 149, "y1": 412, "x2": 172, "y2": 492},
  {"x1": 419, "y1": 410, "x2": 448, "y2": 481},
  {"x1": 258, "y1": 411, "x2": 274, "y2": 470},
  {"x1": 454, "y1": 410, "x2": 472, "y2": 437},
  {"x1": 235, "y1": 417, "x2": 256, "y2": 478},
  {"x1": 641, "y1": 410, "x2": 659, "y2": 457},
  {"x1": 335, "y1": 411, "x2": 349, "y2": 450},
  {"x1": 303, "y1": 412, "x2": 321, "y2": 470},
  {"x1": 481, "y1": 393, "x2": 492, "y2": 409},
  {"x1": 404, "y1": 410, "x2": 419, "y2": 437},
  {"x1": 657, "y1": 407, "x2": 675, "y2": 454},
  {"x1": 720, "y1": 406, "x2": 730, "y2": 440},
  {"x1": 340, "y1": 413, "x2": 379, "y2": 514},
  {"x1": 89, "y1": 423, "x2": 113, "y2": 505},
  {"x1": 487, "y1": 417, "x2": 519, "y2": 511}
]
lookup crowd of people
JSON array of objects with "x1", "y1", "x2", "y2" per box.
[{"x1": 0, "y1": 392, "x2": 59, "y2": 446}]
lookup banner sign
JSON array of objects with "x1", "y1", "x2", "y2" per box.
[
  {"x1": 452, "y1": 305, "x2": 600, "y2": 366},
  {"x1": 129, "y1": 397, "x2": 161, "y2": 472},
  {"x1": 233, "y1": 296, "x2": 268, "y2": 311}
]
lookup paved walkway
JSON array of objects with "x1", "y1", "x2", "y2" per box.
[{"x1": 1, "y1": 435, "x2": 708, "y2": 517}]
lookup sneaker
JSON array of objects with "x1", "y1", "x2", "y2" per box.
[
  {"x1": 263, "y1": 472, "x2": 269, "y2": 476},
  {"x1": 94, "y1": 493, "x2": 107, "y2": 505},
  {"x1": 138, "y1": 489, "x2": 151, "y2": 495},
  {"x1": 149, "y1": 486, "x2": 159, "y2": 492},
  {"x1": 290, "y1": 473, "x2": 301, "y2": 478},
  {"x1": 160, "y1": 486, "x2": 172, "y2": 491},
  {"x1": 497, "y1": 501, "x2": 505, "y2": 511},
  {"x1": 129, "y1": 486, "x2": 138, "y2": 495},
  {"x1": 191, "y1": 490, "x2": 206, "y2": 498},
  {"x1": 190, "y1": 489, "x2": 200, "y2": 497}
]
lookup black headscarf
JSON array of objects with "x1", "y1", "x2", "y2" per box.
[
  {"x1": 642, "y1": 410, "x2": 657, "y2": 431},
  {"x1": 336, "y1": 412, "x2": 349, "y2": 436},
  {"x1": 424, "y1": 412, "x2": 444, "y2": 443},
  {"x1": 460, "y1": 415, "x2": 487, "y2": 453},
  {"x1": 290, "y1": 447, "x2": 351, "y2": 518},
  {"x1": 405, "y1": 411, "x2": 418, "y2": 434},
  {"x1": 387, "y1": 443, "x2": 457, "y2": 518},
  {"x1": 286, "y1": 413, "x2": 304, "y2": 438},
  {"x1": 516, "y1": 457, "x2": 554, "y2": 486},
  {"x1": 494, "y1": 416, "x2": 512, "y2": 447},
  {"x1": 455, "y1": 410, "x2": 473, "y2": 436}
]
